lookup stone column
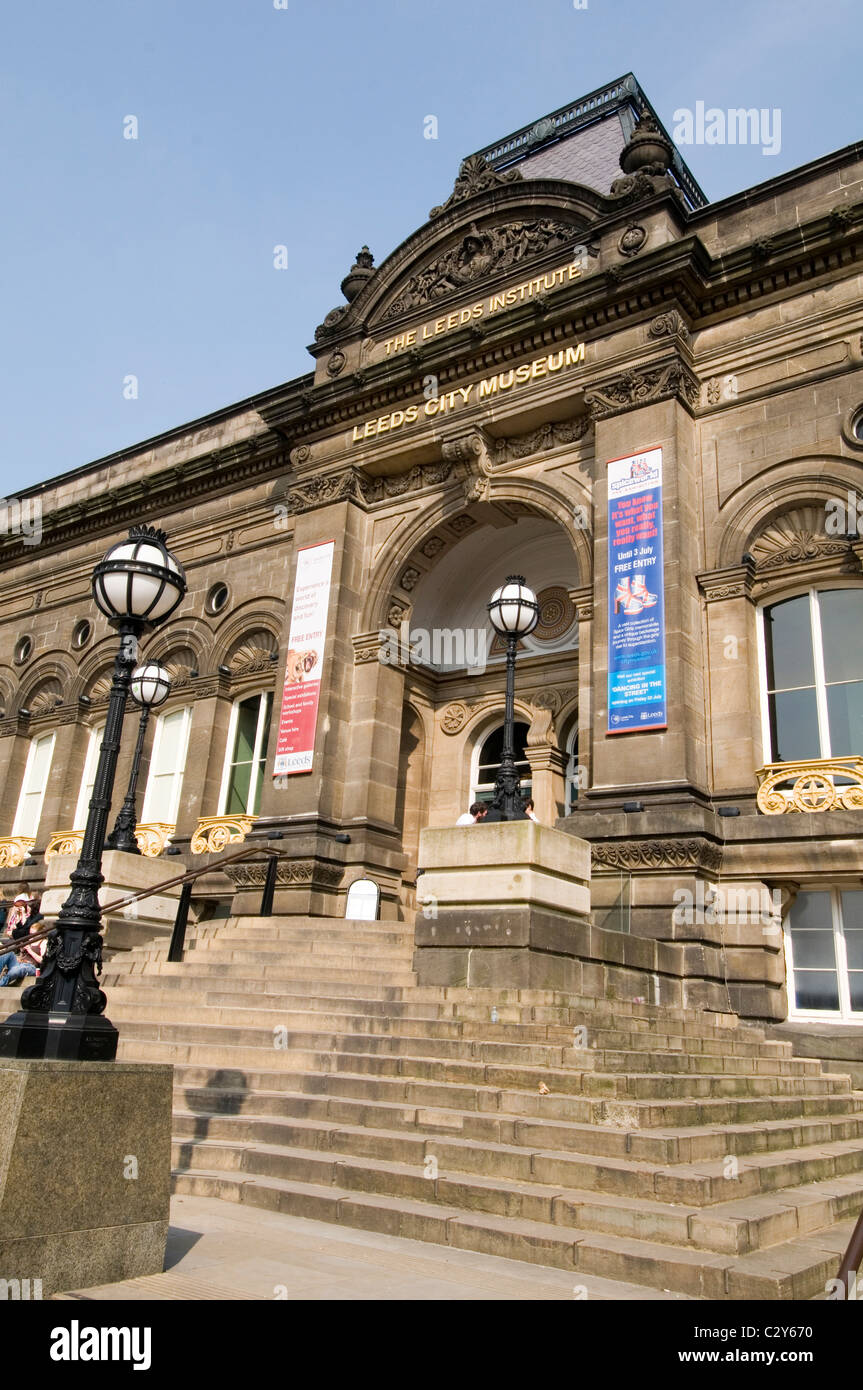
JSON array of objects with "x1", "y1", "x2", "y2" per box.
[
  {"x1": 524, "y1": 705, "x2": 567, "y2": 823},
  {"x1": 570, "y1": 584, "x2": 593, "y2": 799},
  {"x1": 586, "y1": 371, "x2": 708, "y2": 801},
  {"x1": 697, "y1": 562, "x2": 762, "y2": 798}
]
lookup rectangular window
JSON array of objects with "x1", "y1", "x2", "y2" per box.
[
  {"x1": 74, "y1": 725, "x2": 104, "y2": 829},
  {"x1": 12, "y1": 732, "x2": 56, "y2": 839},
  {"x1": 761, "y1": 589, "x2": 863, "y2": 762},
  {"x1": 218, "y1": 692, "x2": 272, "y2": 816},
  {"x1": 786, "y1": 888, "x2": 863, "y2": 1020},
  {"x1": 141, "y1": 707, "x2": 192, "y2": 825}
]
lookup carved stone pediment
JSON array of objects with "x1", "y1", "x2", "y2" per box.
[{"x1": 378, "y1": 216, "x2": 586, "y2": 322}]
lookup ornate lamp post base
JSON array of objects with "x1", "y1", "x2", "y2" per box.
[{"x1": 0, "y1": 1010, "x2": 118, "y2": 1061}]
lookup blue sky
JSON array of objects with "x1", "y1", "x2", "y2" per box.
[{"x1": 0, "y1": 0, "x2": 856, "y2": 494}]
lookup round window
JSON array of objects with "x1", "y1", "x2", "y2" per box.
[
  {"x1": 14, "y1": 635, "x2": 32, "y2": 665},
  {"x1": 206, "y1": 582, "x2": 229, "y2": 615},
  {"x1": 72, "y1": 619, "x2": 92, "y2": 649}
]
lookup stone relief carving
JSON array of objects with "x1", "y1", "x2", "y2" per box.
[
  {"x1": 492, "y1": 416, "x2": 591, "y2": 463},
  {"x1": 225, "y1": 860, "x2": 342, "y2": 888},
  {"x1": 750, "y1": 507, "x2": 855, "y2": 572},
  {"x1": 429, "y1": 154, "x2": 523, "y2": 220},
  {"x1": 440, "y1": 702, "x2": 469, "y2": 734},
  {"x1": 399, "y1": 566, "x2": 422, "y2": 592},
  {"x1": 585, "y1": 361, "x2": 700, "y2": 420},
  {"x1": 618, "y1": 223, "x2": 647, "y2": 257},
  {"x1": 591, "y1": 838, "x2": 723, "y2": 873},
  {"x1": 381, "y1": 217, "x2": 581, "y2": 319}
]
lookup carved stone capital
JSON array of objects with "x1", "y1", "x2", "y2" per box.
[
  {"x1": 697, "y1": 561, "x2": 756, "y2": 603},
  {"x1": 569, "y1": 585, "x2": 593, "y2": 622},
  {"x1": 585, "y1": 359, "x2": 700, "y2": 420},
  {"x1": 287, "y1": 468, "x2": 366, "y2": 515},
  {"x1": 353, "y1": 632, "x2": 385, "y2": 666}
]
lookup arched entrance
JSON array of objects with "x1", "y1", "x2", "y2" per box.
[{"x1": 380, "y1": 504, "x2": 585, "y2": 907}]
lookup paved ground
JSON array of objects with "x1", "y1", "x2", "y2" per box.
[{"x1": 53, "y1": 1195, "x2": 692, "y2": 1301}]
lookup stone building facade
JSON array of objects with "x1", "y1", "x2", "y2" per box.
[{"x1": 1, "y1": 74, "x2": 862, "y2": 1032}]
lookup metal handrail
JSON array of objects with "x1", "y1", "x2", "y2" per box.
[
  {"x1": 837, "y1": 1209, "x2": 863, "y2": 1297},
  {"x1": 0, "y1": 845, "x2": 282, "y2": 962}
]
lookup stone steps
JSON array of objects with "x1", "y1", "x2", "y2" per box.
[
  {"x1": 169, "y1": 1166, "x2": 859, "y2": 1300},
  {"x1": 125, "y1": 1044, "x2": 863, "y2": 1130},
  {"x1": 107, "y1": 1001, "x2": 822, "y2": 1077},
  {"x1": 168, "y1": 1110, "x2": 863, "y2": 1229},
  {"x1": 172, "y1": 1080, "x2": 863, "y2": 1163},
  {"x1": 107, "y1": 911, "x2": 863, "y2": 1298}
]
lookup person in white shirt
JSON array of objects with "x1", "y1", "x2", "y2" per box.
[
  {"x1": 524, "y1": 798, "x2": 539, "y2": 822},
  {"x1": 456, "y1": 802, "x2": 489, "y2": 826}
]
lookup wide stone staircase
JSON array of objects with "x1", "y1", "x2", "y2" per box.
[{"x1": 89, "y1": 914, "x2": 863, "y2": 1297}]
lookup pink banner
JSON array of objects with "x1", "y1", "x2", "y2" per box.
[{"x1": 273, "y1": 540, "x2": 335, "y2": 775}]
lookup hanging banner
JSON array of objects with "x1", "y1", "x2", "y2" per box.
[
  {"x1": 607, "y1": 446, "x2": 667, "y2": 734},
  {"x1": 273, "y1": 540, "x2": 335, "y2": 775}
]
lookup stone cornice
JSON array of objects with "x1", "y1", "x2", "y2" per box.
[
  {"x1": 267, "y1": 201, "x2": 863, "y2": 444},
  {"x1": 0, "y1": 439, "x2": 291, "y2": 565}
]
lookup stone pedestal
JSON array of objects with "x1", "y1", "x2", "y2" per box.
[
  {"x1": 0, "y1": 1059, "x2": 172, "y2": 1296},
  {"x1": 415, "y1": 821, "x2": 593, "y2": 988},
  {"x1": 41, "y1": 850, "x2": 186, "y2": 950}
]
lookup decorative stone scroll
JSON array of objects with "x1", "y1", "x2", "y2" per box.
[
  {"x1": 191, "y1": 815, "x2": 257, "y2": 855},
  {"x1": 45, "y1": 830, "x2": 84, "y2": 862},
  {"x1": 0, "y1": 836, "x2": 36, "y2": 868},
  {"x1": 492, "y1": 416, "x2": 591, "y2": 463},
  {"x1": 756, "y1": 759, "x2": 863, "y2": 814},
  {"x1": 585, "y1": 361, "x2": 700, "y2": 420},
  {"x1": 133, "y1": 823, "x2": 175, "y2": 857},
  {"x1": 429, "y1": 154, "x2": 523, "y2": 220}
]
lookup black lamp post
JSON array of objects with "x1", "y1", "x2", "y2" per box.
[
  {"x1": 105, "y1": 663, "x2": 172, "y2": 854},
  {"x1": 0, "y1": 526, "x2": 186, "y2": 1061},
  {"x1": 486, "y1": 574, "x2": 539, "y2": 821}
]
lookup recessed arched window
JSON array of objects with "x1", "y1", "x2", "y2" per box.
[
  {"x1": 74, "y1": 724, "x2": 105, "y2": 828},
  {"x1": 472, "y1": 722, "x2": 531, "y2": 805},
  {"x1": 760, "y1": 588, "x2": 863, "y2": 761},
  {"x1": 141, "y1": 706, "x2": 193, "y2": 825},
  {"x1": 12, "y1": 731, "x2": 56, "y2": 838},
  {"x1": 564, "y1": 725, "x2": 581, "y2": 814},
  {"x1": 218, "y1": 691, "x2": 272, "y2": 816}
]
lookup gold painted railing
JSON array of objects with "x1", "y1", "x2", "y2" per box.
[
  {"x1": 756, "y1": 758, "x2": 863, "y2": 814},
  {"x1": 0, "y1": 836, "x2": 36, "y2": 868},
  {"x1": 45, "y1": 823, "x2": 175, "y2": 861},
  {"x1": 191, "y1": 815, "x2": 257, "y2": 855}
]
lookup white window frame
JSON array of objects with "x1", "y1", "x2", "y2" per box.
[
  {"x1": 217, "y1": 691, "x2": 272, "y2": 817},
  {"x1": 141, "y1": 705, "x2": 192, "y2": 825},
  {"x1": 471, "y1": 722, "x2": 532, "y2": 804},
  {"x1": 564, "y1": 724, "x2": 580, "y2": 815},
  {"x1": 74, "y1": 724, "x2": 105, "y2": 829},
  {"x1": 12, "y1": 731, "x2": 56, "y2": 839},
  {"x1": 757, "y1": 585, "x2": 863, "y2": 765},
  {"x1": 783, "y1": 887, "x2": 863, "y2": 1023}
]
